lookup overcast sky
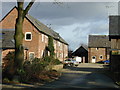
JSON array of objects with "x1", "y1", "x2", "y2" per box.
[{"x1": 1, "y1": 1, "x2": 119, "y2": 51}]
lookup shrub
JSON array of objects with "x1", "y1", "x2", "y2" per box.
[
  {"x1": 47, "y1": 36, "x2": 55, "y2": 57},
  {"x1": 44, "y1": 56, "x2": 52, "y2": 63},
  {"x1": 44, "y1": 56, "x2": 61, "y2": 65},
  {"x1": 53, "y1": 59, "x2": 61, "y2": 65},
  {"x1": 2, "y1": 51, "x2": 15, "y2": 81},
  {"x1": 19, "y1": 58, "x2": 50, "y2": 83},
  {"x1": 2, "y1": 51, "x2": 15, "y2": 70},
  {"x1": 3, "y1": 51, "x2": 61, "y2": 84},
  {"x1": 3, "y1": 51, "x2": 15, "y2": 61}
]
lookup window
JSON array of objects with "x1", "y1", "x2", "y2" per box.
[
  {"x1": 42, "y1": 34, "x2": 44, "y2": 42},
  {"x1": 60, "y1": 44, "x2": 62, "y2": 50},
  {"x1": 48, "y1": 51, "x2": 50, "y2": 56},
  {"x1": 25, "y1": 32, "x2": 32, "y2": 41},
  {"x1": 99, "y1": 55, "x2": 103, "y2": 59},
  {"x1": 29, "y1": 52, "x2": 35, "y2": 61},
  {"x1": 96, "y1": 48, "x2": 99, "y2": 50},
  {"x1": 92, "y1": 56, "x2": 96, "y2": 59},
  {"x1": 61, "y1": 53, "x2": 63, "y2": 58},
  {"x1": 64, "y1": 45, "x2": 67, "y2": 50},
  {"x1": 58, "y1": 42, "x2": 60, "y2": 46},
  {"x1": 57, "y1": 53, "x2": 59, "y2": 58},
  {"x1": 60, "y1": 53, "x2": 62, "y2": 58},
  {"x1": 41, "y1": 50, "x2": 43, "y2": 57},
  {"x1": 65, "y1": 54, "x2": 68, "y2": 57},
  {"x1": 45, "y1": 35, "x2": 48, "y2": 43}
]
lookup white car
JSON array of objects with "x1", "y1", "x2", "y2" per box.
[
  {"x1": 63, "y1": 59, "x2": 79, "y2": 67},
  {"x1": 72, "y1": 60, "x2": 79, "y2": 66}
]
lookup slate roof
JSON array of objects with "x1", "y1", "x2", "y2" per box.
[
  {"x1": 72, "y1": 46, "x2": 88, "y2": 57},
  {"x1": 2, "y1": 31, "x2": 15, "y2": 49},
  {"x1": 1, "y1": 7, "x2": 68, "y2": 49},
  {"x1": 25, "y1": 14, "x2": 68, "y2": 45},
  {"x1": 109, "y1": 16, "x2": 120, "y2": 36},
  {"x1": 88, "y1": 35, "x2": 111, "y2": 48}
]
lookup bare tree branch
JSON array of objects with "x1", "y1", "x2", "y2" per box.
[{"x1": 23, "y1": 0, "x2": 35, "y2": 17}]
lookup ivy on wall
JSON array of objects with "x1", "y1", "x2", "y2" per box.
[{"x1": 47, "y1": 36, "x2": 55, "y2": 58}]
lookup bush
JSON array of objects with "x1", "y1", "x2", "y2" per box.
[
  {"x1": 19, "y1": 58, "x2": 50, "y2": 83},
  {"x1": 3, "y1": 51, "x2": 15, "y2": 61},
  {"x1": 3, "y1": 52, "x2": 61, "y2": 84},
  {"x1": 44, "y1": 56, "x2": 61, "y2": 65},
  {"x1": 2, "y1": 51, "x2": 15, "y2": 81},
  {"x1": 53, "y1": 59, "x2": 61, "y2": 65},
  {"x1": 43, "y1": 56, "x2": 52, "y2": 63},
  {"x1": 2, "y1": 51, "x2": 15, "y2": 70}
]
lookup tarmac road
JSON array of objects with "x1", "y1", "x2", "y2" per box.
[{"x1": 40, "y1": 63, "x2": 120, "y2": 89}]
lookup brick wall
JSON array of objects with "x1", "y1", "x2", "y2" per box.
[
  {"x1": 2, "y1": 49, "x2": 27, "y2": 69},
  {"x1": 1, "y1": 7, "x2": 68, "y2": 61},
  {"x1": 1, "y1": 8, "x2": 17, "y2": 29},
  {"x1": 88, "y1": 47, "x2": 108, "y2": 63},
  {"x1": 53, "y1": 40, "x2": 68, "y2": 62},
  {"x1": 2, "y1": 49, "x2": 14, "y2": 60},
  {"x1": 23, "y1": 17, "x2": 41, "y2": 59}
]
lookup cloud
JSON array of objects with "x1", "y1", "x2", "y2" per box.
[{"x1": 1, "y1": 2, "x2": 118, "y2": 50}]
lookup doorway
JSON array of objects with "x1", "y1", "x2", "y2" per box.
[{"x1": 92, "y1": 56, "x2": 96, "y2": 63}]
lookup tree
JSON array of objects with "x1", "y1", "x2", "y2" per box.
[{"x1": 14, "y1": 0, "x2": 35, "y2": 71}]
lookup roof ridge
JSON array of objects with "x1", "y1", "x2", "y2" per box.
[{"x1": 0, "y1": 6, "x2": 17, "y2": 22}]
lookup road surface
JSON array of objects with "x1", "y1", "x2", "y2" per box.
[{"x1": 40, "y1": 63, "x2": 119, "y2": 89}]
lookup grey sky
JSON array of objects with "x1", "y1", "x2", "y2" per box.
[{"x1": 1, "y1": 1, "x2": 119, "y2": 50}]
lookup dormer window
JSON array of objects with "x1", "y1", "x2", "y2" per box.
[{"x1": 25, "y1": 32, "x2": 32, "y2": 41}]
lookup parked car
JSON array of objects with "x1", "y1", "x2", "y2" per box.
[
  {"x1": 96, "y1": 60, "x2": 110, "y2": 64},
  {"x1": 103, "y1": 60, "x2": 110, "y2": 64},
  {"x1": 72, "y1": 60, "x2": 79, "y2": 66},
  {"x1": 63, "y1": 59, "x2": 79, "y2": 67}
]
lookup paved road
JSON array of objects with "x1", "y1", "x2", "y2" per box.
[{"x1": 40, "y1": 63, "x2": 119, "y2": 89}]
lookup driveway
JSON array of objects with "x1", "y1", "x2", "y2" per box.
[{"x1": 40, "y1": 63, "x2": 119, "y2": 89}]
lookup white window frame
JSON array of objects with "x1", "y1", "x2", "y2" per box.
[
  {"x1": 45, "y1": 35, "x2": 48, "y2": 43},
  {"x1": 29, "y1": 52, "x2": 35, "y2": 61},
  {"x1": 99, "y1": 55, "x2": 103, "y2": 60},
  {"x1": 42, "y1": 34, "x2": 44, "y2": 42},
  {"x1": 96, "y1": 48, "x2": 99, "y2": 50},
  {"x1": 65, "y1": 54, "x2": 68, "y2": 57},
  {"x1": 58, "y1": 42, "x2": 61, "y2": 46},
  {"x1": 25, "y1": 32, "x2": 32, "y2": 41},
  {"x1": 61, "y1": 53, "x2": 63, "y2": 58},
  {"x1": 64, "y1": 45, "x2": 67, "y2": 50},
  {"x1": 92, "y1": 56, "x2": 96, "y2": 59}
]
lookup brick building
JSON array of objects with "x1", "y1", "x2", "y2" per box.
[
  {"x1": 88, "y1": 35, "x2": 111, "y2": 63},
  {"x1": 0, "y1": 7, "x2": 68, "y2": 63},
  {"x1": 109, "y1": 16, "x2": 120, "y2": 71}
]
